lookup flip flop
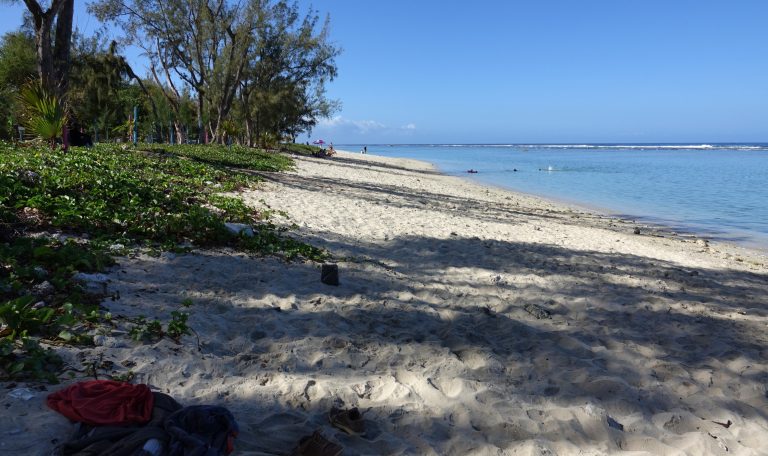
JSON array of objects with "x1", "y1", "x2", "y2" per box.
[
  {"x1": 328, "y1": 407, "x2": 365, "y2": 436},
  {"x1": 292, "y1": 430, "x2": 342, "y2": 456}
]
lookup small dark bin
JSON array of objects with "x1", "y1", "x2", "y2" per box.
[{"x1": 321, "y1": 263, "x2": 339, "y2": 286}]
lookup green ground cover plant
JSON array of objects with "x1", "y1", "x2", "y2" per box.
[
  {"x1": 280, "y1": 143, "x2": 323, "y2": 156},
  {"x1": 129, "y1": 298, "x2": 192, "y2": 344},
  {"x1": 0, "y1": 141, "x2": 326, "y2": 381},
  {"x1": 142, "y1": 143, "x2": 294, "y2": 171}
]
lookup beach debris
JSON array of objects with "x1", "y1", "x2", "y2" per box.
[
  {"x1": 224, "y1": 222, "x2": 254, "y2": 237},
  {"x1": 352, "y1": 382, "x2": 374, "y2": 399},
  {"x1": 109, "y1": 243, "x2": 126, "y2": 252},
  {"x1": 32, "y1": 280, "x2": 55, "y2": 297},
  {"x1": 490, "y1": 275, "x2": 507, "y2": 286},
  {"x1": 329, "y1": 407, "x2": 366, "y2": 435},
  {"x1": 293, "y1": 430, "x2": 342, "y2": 456},
  {"x1": 607, "y1": 416, "x2": 624, "y2": 431},
  {"x1": 524, "y1": 303, "x2": 551, "y2": 319},
  {"x1": 72, "y1": 272, "x2": 109, "y2": 295},
  {"x1": 141, "y1": 439, "x2": 163, "y2": 456},
  {"x1": 633, "y1": 227, "x2": 641, "y2": 235},
  {"x1": 18, "y1": 170, "x2": 41, "y2": 185},
  {"x1": 19, "y1": 206, "x2": 44, "y2": 224},
  {"x1": 321, "y1": 263, "x2": 339, "y2": 286},
  {"x1": 8, "y1": 387, "x2": 35, "y2": 401}
]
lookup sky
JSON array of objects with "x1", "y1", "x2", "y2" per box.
[{"x1": 2, "y1": 1, "x2": 768, "y2": 144}]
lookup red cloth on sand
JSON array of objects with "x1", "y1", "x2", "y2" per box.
[{"x1": 47, "y1": 380, "x2": 154, "y2": 426}]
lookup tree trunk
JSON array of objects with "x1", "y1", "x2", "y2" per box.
[
  {"x1": 174, "y1": 121, "x2": 184, "y2": 144},
  {"x1": 52, "y1": 0, "x2": 74, "y2": 98},
  {"x1": 196, "y1": 94, "x2": 204, "y2": 144},
  {"x1": 23, "y1": 0, "x2": 68, "y2": 96},
  {"x1": 245, "y1": 117, "x2": 253, "y2": 147},
  {"x1": 33, "y1": 15, "x2": 55, "y2": 92}
]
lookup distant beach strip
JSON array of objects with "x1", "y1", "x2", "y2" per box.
[{"x1": 340, "y1": 144, "x2": 768, "y2": 252}]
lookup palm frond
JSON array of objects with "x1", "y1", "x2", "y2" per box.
[{"x1": 17, "y1": 81, "x2": 68, "y2": 146}]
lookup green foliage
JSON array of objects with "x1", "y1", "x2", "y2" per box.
[
  {"x1": 0, "y1": 337, "x2": 62, "y2": 383},
  {"x1": 90, "y1": 0, "x2": 340, "y2": 145},
  {"x1": 129, "y1": 299, "x2": 192, "y2": 343},
  {"x1": 280, "y1": 143, "x2": 323, "y2": 156},
  {"x1": 141, "y1": 143, "x2": 294, "y2": 172},
  {"x1": 0, "y1": 296, "x2": 55, "y2": 340},
  {"x1": 0, "y1": 31, "x2": 36, "y2": 89},
  {"x1": 0, "y1": 237, "x2": 111, "y2": 383},
  {"x1": 128, "y1": 315, "x2": 164, "y2": 342},
  {"x1": 0, "y1": 237, "x2": 114, "y2": 340},
  {"x1": 111, "y1": 370, "x2": 135, "y2": 382},
  {"x1": 0, "y1": 141, "x2": 323, "y2": 257},
  {"x1": 0, "y1": 140, "x2": 326, "y2": 381},
  {"x1": 167, "y1": 310, "x2": 190, "y2": 341},
  {"x1": 17, "y1": 82, "x2": 68, "y2": 146},
  {"x1": 0, "y1": 31, "x2": 36, "y2": 140},
  {"x1": 68, "y1": 35, "x2": 128, "y2": 138}
]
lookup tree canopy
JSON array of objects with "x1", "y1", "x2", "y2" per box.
[
  {"x1": 0, "y1": 0, "x2": 340, "y2": 146},
  {"x1": 90, "y1": 0, "x2": 340, "y2": 145}
]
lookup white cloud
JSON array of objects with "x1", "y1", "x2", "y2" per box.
[
  {"x1": 305, "y1": 116, "x2": 418, "y2": 142},
  {"x1": 318, "y1": 116, "x2": 386, "y2": 133}
]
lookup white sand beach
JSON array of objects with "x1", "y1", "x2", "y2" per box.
[{"x1": 4, "y1": 150, "x2": 768, "y2": 455}]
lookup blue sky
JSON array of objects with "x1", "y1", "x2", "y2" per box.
[{"x1": 3, "y1": 1, "x2": 767, "y2": 144}]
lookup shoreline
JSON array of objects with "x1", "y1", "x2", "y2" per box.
[
  {"x1": 471, "y1": 175, "x2": 768, "y2": 258},
  {"x1": 337, "y1": 149, "x2": 768, "y2": 265},
  {"x1": 351, "y1": 145, "x2": 768, "y2": 256},
  {"x1": 6, "y1": 149, "x2": 768, "y2": 455}
]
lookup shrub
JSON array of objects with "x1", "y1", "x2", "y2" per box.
[{"x1": 17, "y1": 81, "x2": 67, "y2": 147}]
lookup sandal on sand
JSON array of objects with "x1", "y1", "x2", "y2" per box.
[
  {"x1": 292, "y1": 431, "x2": 343, "y2": 456},
  {"x1": 329, "y1": 407, "x2": 365, "y2": 435}
]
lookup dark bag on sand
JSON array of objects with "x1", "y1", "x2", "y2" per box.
[
  {"x1": 56, "y1": 392, "x2": 182, "y2": 456},
  {"x1": 164, "y1": 405, "x2": 239, "y2": 456}
]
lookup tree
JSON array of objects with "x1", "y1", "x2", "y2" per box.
[
  {"x1": 68, "y1": 34, "x2": 161, "y2": 140},
  {"x1": 0, "y1": 30, "x2": 37, "y2": 138},
  {"x1": 91, "y1": 0, "x2": 257, "y2": 143},
  {"x1": 0, "y1": 30, "x2": 37, "y2": 88},
  {"x1": 91, "y1": 0, "x2": 340, "y2": 146},
  {"x1": 237, "y1": 1, "x2": 339, "y2": 146},
  {"x1": 8, "y1": 0, "x2": 75, "y2": 97}
]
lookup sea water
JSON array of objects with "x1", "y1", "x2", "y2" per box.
[{"x1": 341, "y1": 144, "x2": 768, "y2": 250}]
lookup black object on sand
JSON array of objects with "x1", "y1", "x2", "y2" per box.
[{"x1": 321, "y1": 263, "x2": 339, "y2": 286}]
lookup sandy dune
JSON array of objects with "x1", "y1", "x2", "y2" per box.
[{"x1": 3, "y1": 151, "x2": 768, "y2": 455}]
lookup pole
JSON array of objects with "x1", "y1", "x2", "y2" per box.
[{"x1": 132, "y1": 106, "x2": 139, "y2": 145}]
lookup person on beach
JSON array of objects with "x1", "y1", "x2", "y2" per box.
[
  {"x1": 328, "y1": 143, "x2": 335, "y2": 156},
  {"x1": 364, "y1": 146, "x2": 367, "y2": 154}
]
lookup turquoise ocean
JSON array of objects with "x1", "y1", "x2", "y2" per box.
[{"x1": 339, "y1": 144, "x2": 768, "y2": 251}]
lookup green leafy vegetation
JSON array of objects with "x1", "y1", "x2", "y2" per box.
[
  {"x1": 0, "y1": 142, "x2": 318, "y2": 252},
  {"x1": 280, "y1": 143, "x2": 324, "y2": 156},
  {"x1": 17, "y1": 82, "x2": 68, "y2": 147},
  {"x1": 0, "y1": 237, "x2": 113, "y2": 383},
  {"x1": 141, "y1": 143, "x2": 294, "y2": 171},
  {"x1": 129, "y1": 299, "x2": 192, "y2": 343},
  {"x1": 1, "y1": 141, "x2": 326, "y2": 381}
]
